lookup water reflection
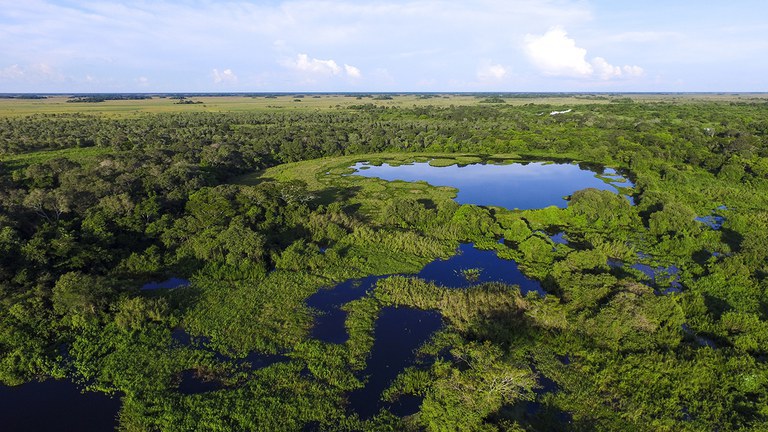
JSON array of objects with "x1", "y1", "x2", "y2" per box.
[
  {"x1": 307, "y1": 243, "x2": 543, "y2": 345},
  {"x1": 350, "y1": 161, "x2": 633, "y2": 210},
  {"x1": 0, "y1": 380, "x2": 120, "y2": 432},
  {"x1": 349, "y1": 307, "x2": 442, "y2": 418},
  {"x1": 141, "y1": 277, "x2": 190, "y2": 290},
  {"x1": 306, "y1": 242, "x2": 544, "y2": 418}
]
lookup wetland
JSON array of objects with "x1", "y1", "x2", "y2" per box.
[{"x1": 0, "y1": 95, "x2": 767, "y2": 431}]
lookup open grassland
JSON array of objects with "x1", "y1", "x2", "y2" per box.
[
  {"x1": 1, "y1": 93, "x2": 767, "y2": 117},
  {"x1": 0, "y1": 146, "x2": 115, "y2": 170}
]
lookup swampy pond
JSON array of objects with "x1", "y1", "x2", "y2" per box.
[
  {"x1": 0, "y1": 160, "x2": 632, "y2": 429},
  {"x1": 351, "y1": 160, "x2": 633, "y2": 209}
]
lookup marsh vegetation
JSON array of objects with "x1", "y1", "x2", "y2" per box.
[{"x1": 0, "y1": 94, "x2": 767, "y2": 431}]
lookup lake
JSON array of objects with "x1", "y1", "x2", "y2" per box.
[{"x1": 350, "y1": 161, "x2": 632, "y2": 209}]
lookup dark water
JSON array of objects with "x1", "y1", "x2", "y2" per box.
[
  {"x1": 306, "y1": 243, "x2": 543, "y2": 345},
  {"x1": 307, "y1": 276, "x2": 381, "y2": 344},
  {"x1": 141, "y1": 277, "x2": 190, "y2": 290},
  {"x1": 175, "y1": 349, "x2": 287, "y2": 395},
  {"x1": 695, "y1": 215, "x2": 725, "y2": 230},
  {"x1": 350, "y1": 161, "x2": 632, "y2": 209},
  {"x1": 306, "y1": 242, "x2": 543, "y2": 418},
  {"x1": 349, "y1": 307, "x2": 443, "y2": 418},
  {"x1": 172, "y1": 327, "x2": 288, "y2": 370},
  {"x1": 631, "y1": 263, "x2": 681, "y2": 293},
  {"x1": 549, "y1": 232, "x2": 569, "y2": 245},
  {"x1": 0, "y1": 380, "x2": 120, "y2": 432},
  {"x1": 178, "y1": 370, "x2": 223, "y2": 394},
  {"x1": 418, "y1": 243, "x2": 544, "y2": 295},
  {"x1": 609, "y1": 256, "x2": 681, "y2": 294}
]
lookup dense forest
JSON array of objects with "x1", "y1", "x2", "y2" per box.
[{"x1": 1, "y1": 97, "x2": 767, "y2": 431}]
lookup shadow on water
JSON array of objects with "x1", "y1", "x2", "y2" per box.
[
  {"x1": 142, "y1": 277, "x2": 190, "y2": 290},
  {"x1": 171, "y1": 328, "x2": 288, "y2": 394},
  {"x1": 348, "y1": 307, "x2": 443, "y2": 419},
  {"x1": 419, "y1": 243, "x2": 544, "y2": 296},
  {"x1": 500, "y1": 363, "x2": 573, "y2": 430},
  {"x1": 178, "y1": 369, "x2": 223, "y2": 394},
  {"x1": 306, "y1": 276, "x2": 381, "y2": 344},
  {"x1": 306, "y1": 243, "x2": 544, "y2": 345},
  {"x1": 609, "y1": 255, "x2": 681, "y2": 295},
  {"x1": 306, "y1": 242, "x2": 544, "y2": 418},
  {"x1": 0, "y1": 380, "x2": 120, "y2": 432},
  {"x1": 549, "y1": 231, "x2": 569, "y2": 245}
]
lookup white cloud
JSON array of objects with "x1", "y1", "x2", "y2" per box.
[
  {"x1": 477, "y1": 63, "x2": 508, "y2": 81},
  {"x1": 592, "y1": 57, "x2": 621, "y2": 79},
  {"x1": 212, "y1": 68, "x2": 237, "y2": 84},
  {"x1": 524, "y1": 27, "x2": 644, "y2": 80},
  {"x1": 591, "y1": 58, "x2": 644, "y2": 80},
  {"x1": 289, "y1": 53, "x2": 341, "y2": 75},
  {"x1": 622, "y1": 65, "x2": 644, "y2": 77},
  {"x1": 344, "y1": 64, "x2": 361, "y2": 78},
  {"x1": 524, "y1": 27, "x2": 593, "y2": 77},
  {"x1": 136, "y1": 76, "x2": 149, "y2": 86},
  {"x1": 282, "y1": 54, "x2": 361, "y2": 78}
]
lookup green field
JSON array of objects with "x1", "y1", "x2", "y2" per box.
[
  {"x1": 1, "y1": 96, "x2": 767, "y2": 431},
  {"x1": 2, "y1": 93, "x2": 767, "y2": 117}
]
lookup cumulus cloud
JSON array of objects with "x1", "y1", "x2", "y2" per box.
[
  {"x1": 591, "y1": 57, "x2": 621, "y2": 80},
  {"x1": 524, "y1": 27, "x2": 593, "y2": 77},
  {"x1": 283, "y1": 54, "x2": 361, "y2": 78},
  {"x1": 591, "y1": 58, "x2": 645, "y2": 80},
  {"x1": 524, "y1": 27, "x2": 643, "y2": 80},
  {"x1": 477, "y1": 63, "x2": 508, "y2": 81},
  {"x1": 212, "y1": 68, "x2": 237, "y2": 84},
  {"x1": 622, "y1": 65, "x2": 644, "y2": 77},
  {"x1": 290, "y1": 53, "x2": 341, "y2": 75},
  {"x1": 344, "y1": 64, "x2": 361, "y2": 78}
]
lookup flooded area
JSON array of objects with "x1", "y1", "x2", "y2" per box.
[
  {"x1": 306, "y1": 242, "x2": 543, "y2": 417},
  {"x1": 349, "y1": 307, "x2": 443, "y2": 418},
  {"x1": 4, "y1": 159, "x2": 636, "y2": 427},
  {"x1": 306, "y1": 243, "x2": 543, "y2": 345},
  {"x1": 141, "y1": 277, "x2": 190, "y2": 290},
  {"x1": 0, "y1": 380, "x2": 120, "y2": 431},
  {"x1": 350, "y1": 161, "x2": 633, "y2": 209}
]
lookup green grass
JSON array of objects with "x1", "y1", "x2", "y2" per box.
[
  {"x1": 0, "y1": 146, "x2": 114, "y2": 170},
  {"x1": 2, "y1": 93, "x2": 765, "y2": 117}
]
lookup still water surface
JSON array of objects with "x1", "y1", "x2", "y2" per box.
[
  {"x1": 351, "y1": 161, "x2": 632, "y2": 209},
  {"x1": 0, "y1": 380, "x2": 119, "y2": 431},
  {"x1": 306, "y1": 242, "x2": 543, "y2": 417}
]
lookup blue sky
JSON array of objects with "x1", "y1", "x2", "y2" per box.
[{"x1": 0, "y1": 0, "x2": 766, "y2": 92}]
